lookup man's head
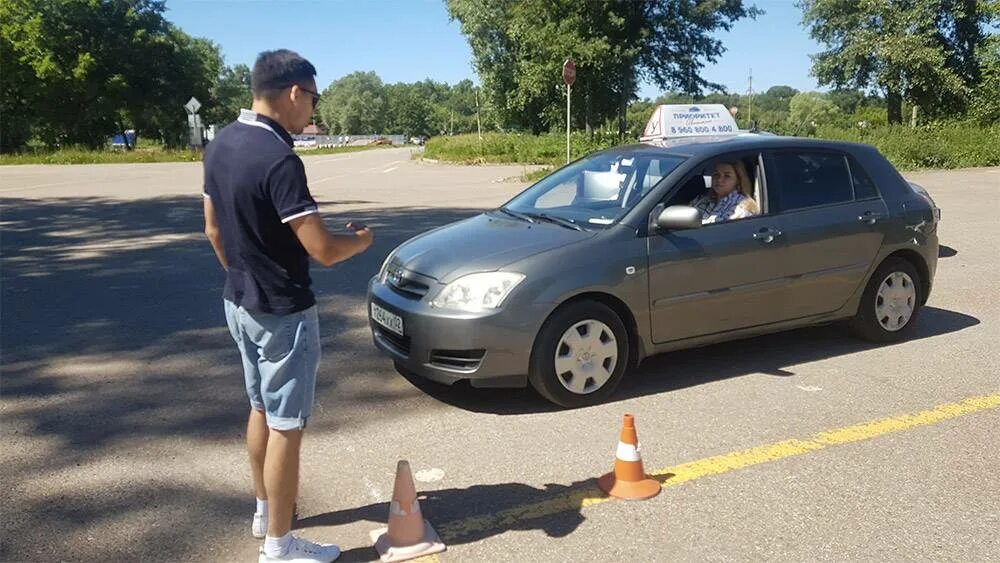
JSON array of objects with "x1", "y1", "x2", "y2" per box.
[{"x1": 251, "y1": 49, "x2": 319, "y2": 134}]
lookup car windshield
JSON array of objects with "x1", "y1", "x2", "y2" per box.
[{"x1": 502, "y1": 149, "x2": 686, "y2": 228}]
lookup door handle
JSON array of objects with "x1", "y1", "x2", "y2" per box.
[
  {"x1": 753, "y1": 228, "x2": 782, "y2": 244},
  {"x1": 858, "y1": 211, "x2": 884, "y2": 225}
]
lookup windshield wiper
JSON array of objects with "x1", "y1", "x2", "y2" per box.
[
  {"x1": 497, "y1": 206, "x2": 537, "y2": 223},
  {"x1": 524, "y1": 212, "x2": 584, "y2": 231}
]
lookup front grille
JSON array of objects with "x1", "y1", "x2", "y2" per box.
[
  {"x1": 385, "y1": 263, "x2": 430, "y2": 300},
  {"x1": 375, "y1": 327, "x2": 411, "y2": 357},
  {"x1": 429, "y1": 349, "x2": 486, "y2": 373}
]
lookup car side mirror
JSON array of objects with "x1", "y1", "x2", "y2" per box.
[{"x1": 656, "y1": 205, "x2": 702, "y2": 231}]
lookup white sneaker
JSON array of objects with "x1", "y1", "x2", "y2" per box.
[
  {"x1": 258, "y1": 536, "x2": 341, "y2": 563},
  {"x1": 252, "y1": 512, "x2": 267, "y2": 539}
]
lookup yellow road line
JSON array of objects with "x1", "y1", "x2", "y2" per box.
[{"x1": 438, "y1": 393, "x2": 1000, "y2": 541}]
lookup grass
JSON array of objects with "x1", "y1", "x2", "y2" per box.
[
  {"x1": 422, "y1": 132, "x2": 616, "y2": 167},
  {"x1": 423, "y1": 121, "x2": 1000, "y2": 173},
  {"x1": 0, "y1": 142, "x2": 397, "y2": 166}
]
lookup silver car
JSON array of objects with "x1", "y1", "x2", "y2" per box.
[{"x1": 367, "y1": 135, "x2": 940, "y2": 407}]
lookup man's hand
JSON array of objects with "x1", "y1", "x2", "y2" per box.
[
  {"x1": 346, "y1": 222, "x2": 374, "y2": 252},
  {"x1": 289, "y1": 214, "x2": 373, "y2": 267}
]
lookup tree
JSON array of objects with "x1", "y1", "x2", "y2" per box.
[
  {"x1": 968, "y1": 29, "x2": 1000, "y2": 123},
  {"x1": 385, "y1": 83, "x2": 434, "y2": 137},
  {"x1": 446, "y1": 0, "x2": 760, "y2": 135},
  {"x1": 204, "y1": 64, "x2": 251, "y2": 126},
  {"x1": 754, "y1": 85, "x2": 799, "y2": 112},
  {"x1": 799, "y1": 0, "x2": 998, "y2": 124},
  {"x1": 0, "y1": 0, "x2": 220, "y2": 150},
  {"x1": 317, "y1": 71, "x2": 387, "y2": 135},
  {"x1": 789, "y1": 91, "x2": 841, "y2": 133}
]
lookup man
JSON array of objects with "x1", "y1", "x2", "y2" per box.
[{"x1": 203, "y1": 49, "x2": 373, "y2": 563}]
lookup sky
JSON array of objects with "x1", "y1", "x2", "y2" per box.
[{"x1": 165, "y1": 0, "x2": 825, "y2": 100}]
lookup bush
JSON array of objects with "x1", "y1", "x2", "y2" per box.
[
  {"x1": 814, "y1": 121, "x2": 1000, "y2": 169},
  {"x1": 425, "y1": 121, "x2": 999, "y2": 172},
  {"x1": 423, "y1": 132, "x2": 619, "y2": 166}
]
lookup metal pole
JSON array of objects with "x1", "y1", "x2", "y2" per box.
[
  {"x1": 475, "y1": 88, "x2": 482, "y2": 140},
  {"x1": 566, "y1": 83, "x2": 571, "y2": 163}
]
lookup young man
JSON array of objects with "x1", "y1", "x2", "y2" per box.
[{"x1": 203, "y1": 49, "x2": 373, "y2": 563}]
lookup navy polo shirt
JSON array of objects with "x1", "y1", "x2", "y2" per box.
[{"x1": 203, "y1": 109, "x2": 319, "y2": 315}]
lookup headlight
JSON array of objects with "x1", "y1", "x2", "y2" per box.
[
  {"x1": 430, "y1": 272, "x2": 525, "y2": 312},
  {"x1": 378, "y1": 250, "x2": 397, "y2": 283}
]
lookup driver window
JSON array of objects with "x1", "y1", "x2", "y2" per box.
[{"x1": 665, "y1": 154, "x2": 765, "y2": 225}]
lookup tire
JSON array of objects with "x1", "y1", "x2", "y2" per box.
[
  {"x1": 849, "y1": 257, "x2": 923, "y2": 343},
  {"x1": 528, "y1": 301, "x2": 630, "y2": 408}
]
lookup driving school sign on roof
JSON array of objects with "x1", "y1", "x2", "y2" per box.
[{"x1": 640, "y1": 104, "x2": 739, "y2": 141}]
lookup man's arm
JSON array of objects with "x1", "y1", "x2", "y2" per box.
[
  {"x1": 203, "y1": 196, "x2": 228, "y2": 270},
  {"x1": 289, "y1": 214, "x2": 373, "y2": 267}
]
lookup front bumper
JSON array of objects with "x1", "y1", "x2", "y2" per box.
[{"x1": 367, "y1": 276, "x2": 549, "y2": 388}]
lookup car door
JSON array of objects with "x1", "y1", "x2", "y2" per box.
[
  {"x1": 648, "y1": 153, "x2": 790, "y2": 344},
  {"x1": 764, "y1": 150, "x2": 889, "y2": 319}
]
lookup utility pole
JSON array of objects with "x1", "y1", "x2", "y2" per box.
[
  {"x1": 747, "y1": 68, "x2": 754, "y2": 125},
  {"x1": 475, "y1": 87, "x2": 482, "y2": 140},
  {"x1": 563, "y1": 59, "x2": 576, "y2": 163}
]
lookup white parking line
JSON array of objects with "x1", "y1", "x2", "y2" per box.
[
  {"x1": 381, "y1": 166, "x2": 398, "y2": 174},
  {"x1": 313, "y1": 155, "x2": 354, "y2": 164}
]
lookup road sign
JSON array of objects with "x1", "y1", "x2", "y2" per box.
[
  {"x1": 562, "y1": 59, "x2": 576, "y2": 87},
  {"x1": 184, "y1": 96, "x2": 201, "y2": 115}
]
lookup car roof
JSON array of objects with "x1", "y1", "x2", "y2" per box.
[{"x1": 603, "y1": 133, "x2": 874, "y2": 160}]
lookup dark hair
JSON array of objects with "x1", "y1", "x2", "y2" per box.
[{"x1": 251, "y1": 49, "x2": 317, "y2": 99}]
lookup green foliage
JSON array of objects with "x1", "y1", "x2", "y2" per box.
[
  {"x1": 446, "y1": 0, "x2": 760, "y2": 134},
  {"x1": 317, "y1": 71, "x2": 388, "y2": 135},
  {"x1": 789, "y1": 91, "x2": 842, "y2": 134},
  {"x1": 815, "y1": 121, "x2": 1000, "y2": 169},
  {"x1": 315, "y1": 73, "x2": 481, "y2": 137},
  {"x1": 967, "y1": 33, "x2": 1000, "y2": 124},
  {"x1": 0, "y1": 146, "x2": 202, "y2": 165},
  {"x1": 203, "y1": 64, "x2": 251, "y2": 126},
  {"x1": 423, "y1": 132, "x2": 618, "y2": 166},
  {"x1": 799, "y1": 0, "x2": 998, "y2": 123},
  {"x1": 0, "y1": 0, "x2": 247, "y2": 152},
  {"x1": 424, "y1": 122, "x2": 1000, "y2": 171},
  {"x1": 0, "y1": 142, "x2": 387, "y2": 166}
]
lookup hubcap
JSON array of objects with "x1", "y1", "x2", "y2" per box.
[
  {"x1": 875, "y1": 271, "x2": 916, "y2": 331},
  {"x1": 554, "y1": 319, "x2": 618, "y2": 395}
]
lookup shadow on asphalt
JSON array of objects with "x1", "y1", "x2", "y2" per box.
[
  {"x1": 1, "y1": 195, "x2": 483, "y2": 440},
  {"x1": 0, "y1": 195, "x2": 485, "y2": 560},
  {"x1": 296, "y1": 477, "x2": 599, "y2": 561},
  {"x1": 404, "y1": 306, "x2": 981, "y2": 415}
]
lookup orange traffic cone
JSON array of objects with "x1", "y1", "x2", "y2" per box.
[
  {"x1": 597, "y1": 413, "x2": 661, "y2": 500},
  {"x1": 370, "y1": 460, "x2": 446, "y2": 562}
]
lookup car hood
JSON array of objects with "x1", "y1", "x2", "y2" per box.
[{"x1": 392, "y1": 212, "x2": 596, "y2": 283}]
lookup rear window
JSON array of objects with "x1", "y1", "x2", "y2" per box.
[
  {"x1": 848, "y1": 158, "x2": 879, "y2": 200},
  {"x1": 769, "y1": 151, "x2": 853, "y2": 212}
]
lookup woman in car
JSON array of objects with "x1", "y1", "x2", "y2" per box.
[{"x1": 689, "y1": 160, "x2": 759, "y2": 223}]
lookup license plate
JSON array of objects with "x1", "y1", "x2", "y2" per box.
[{"x1": 371, "y1": 303, "x2": 404, "y2": 336}]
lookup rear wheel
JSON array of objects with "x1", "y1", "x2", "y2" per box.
[
  {"x1": 849, "y1": 257, "x2": 923, "y2": 342},
  {"x1": 529, "y1": 301, "x2": 629, "y2": 408}
]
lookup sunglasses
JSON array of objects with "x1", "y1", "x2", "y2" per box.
[{"x1": 296, "y1": 85, "x2": 321, "y2": 110}]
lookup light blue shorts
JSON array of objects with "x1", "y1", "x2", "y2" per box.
[{"x1": 224, "y1": 300, "x2": 320, "y2": 431}]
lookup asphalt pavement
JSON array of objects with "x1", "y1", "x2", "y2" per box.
[{"x1": 1, "y1": 148, "x2": 997, "y2": 562}]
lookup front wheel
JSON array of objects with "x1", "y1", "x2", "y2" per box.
[
  {"x1": 528, "y1": 301, "x2": 629, "y2": 408},
  {"x1": 849, "y1": 257, "x2": 923, "y2": 342}
]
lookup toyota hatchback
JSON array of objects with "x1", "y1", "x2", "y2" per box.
[{"x1": 367, "y1": 111, "x2": 940, "y2": 408}]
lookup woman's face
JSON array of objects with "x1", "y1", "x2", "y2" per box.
[{"x1": 711, "y1": 163, "x2": 739, "y2": 197}]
